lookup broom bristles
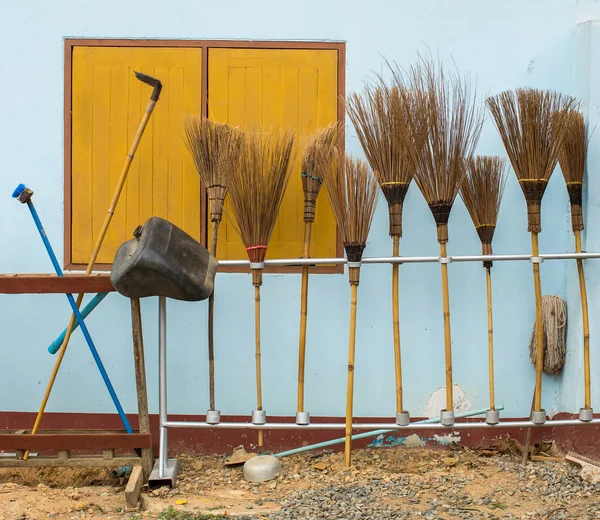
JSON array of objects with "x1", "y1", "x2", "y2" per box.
[
  {"x1": 182, "y1": 116, "x2": 245, "y2": 222},
  {"x1": 460, "y1": 156, "x2": 507, "y2": 266},
  {"x1": 318, "y1": 148, "x2": 378, "y2": 284},
  {"x1": 346, "y1": 82, "x2": 413, "y2": 237},
  {"x1": 301, "y1": 122, "x2": 341, "y2": 223},
  {"x1": 224, "y1": 126, "x2": 296, "y2": 283},
  {"x1": 393, "y1": 56, "x2": 483, "y2": 243},
  {"x1": 486, "y1": 89, "x2": 579, "y2": 233},
  {"x1": 558, "y1": 111, "x2": 587, "y2": 232}
]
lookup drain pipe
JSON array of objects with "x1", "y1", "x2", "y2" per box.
[{"x1": 274, "y1": 406, "x2": 502, "y2": 458}]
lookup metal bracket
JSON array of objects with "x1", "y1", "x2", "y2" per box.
[
  {"x1": 148, "y1": 458, "x2": 179, "y2": 489},
  {"x1": 530, "y1": 256, "x2": 544, "y2": 264},
  {"x1": 439, "y1": 257, "x2": 452, "y2": 264}
]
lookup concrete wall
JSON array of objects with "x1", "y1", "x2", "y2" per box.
[{"x1": 1, "y1": 0, "x2": 597, "y2": 420}]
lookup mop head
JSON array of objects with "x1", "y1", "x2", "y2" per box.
[
  {"x1": 529, "y1": 295, "x2": 567, "y2": 375},
  {"x1": 12, "y1": 184, "x2": 26, "y2": 198}
]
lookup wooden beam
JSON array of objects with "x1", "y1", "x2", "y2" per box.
[
  {"x1": 125, "y1": 466, "x2": 144, "y2": 508},
  {"x1": 0, "y1": 455, "x2": 142, "y2": 468},
  {"x1": 0, "y1": 274, "x2": 115, "y2": 294},
  {"x1": 0, "y1": 433, "x2": 151, "y2": 450}
]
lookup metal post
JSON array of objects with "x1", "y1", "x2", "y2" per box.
[{"x1": 158, "y1": 296, "x2": 168, "y2": 479}]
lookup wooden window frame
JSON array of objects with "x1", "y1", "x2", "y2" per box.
[{"x1": 64, "y1": 38, "x2": 346, "y2": 274}]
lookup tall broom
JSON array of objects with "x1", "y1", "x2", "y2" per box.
[
  {"x1": 460, "y1": 156, "x2": 507, "y2": 424},
  {"x1": 183, "y1": 116, "x2": 244, "y2": 423},
  {"x1": 346, "y1": 83, "x2": 413, "y2": 425},
  {"x1": 296, "y1": 122, "x2": 339, "y2": 425},
  {"x1": 557, "y1": 110, "x2": 593, "y2": 421},
  {"x1": 487, "y1": 89, "x2": 577, "y2": 424},
  {"x1": 397, "y1": 58, "x2": 483, "y2": 426},
  {"x1": 224, "y1": 126, "x2": 295, "y2": 446},
  {"x1": 318, "y1": 148, "x2": 378, "y2": 467}
]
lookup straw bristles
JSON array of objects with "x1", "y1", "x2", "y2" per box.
[
  {"x1": 318, "y1": 149, "x2": 378, "y2": 284},
  {"x1": 558, "y1": 111, "x2": 587, "y2": 231},
  {"x1": 346, "y1": 83, "x2": 413, "y2": 237},
  {"x1": 182, "y1": 116, "x2": 245, "y2": 222},
  {"x1": 394, "y1": 57, "x2": 483, "y2": 243},
  {"x1": 224, "y1": 126, "x2": 295, "y2": 285},
  {"x1": 300, "y1": 123, "x2": 340, "y2": 223},
  {"x1": 486, "y1": 89, "x2": 579, "y2": 233},
  {"x1": 460, "y1": 156, "x2": 507, "y2": 266}
]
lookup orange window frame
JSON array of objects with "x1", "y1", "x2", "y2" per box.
[{"x1": 63, "y1": 38, "x2": 346, "y2": 273}]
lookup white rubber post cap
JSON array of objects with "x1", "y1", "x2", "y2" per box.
[{"x1": 243, "y1": 455, "x2": 281, "y2": 483}]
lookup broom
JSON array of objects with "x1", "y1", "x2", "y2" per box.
[
  {"x1": 182, "y1": 116, "x2": 244, "y2": 422},
  {"x1": 224, "y1": 126, "x2": 295, "y2": 446},
  {"x1": 318, "y1": 148, "x2": 378, "y2": 467},
  {"x1": 460, "y1": 156, "x2": 507, "y2": 424},
  {"x1": 346, "y1": 83, "x2": 413, "y2": 425},
  {"x1": 398, "y1": 58, "x2": 483, "y2": 425},
  {"x1": 487, "y1": 89, "x2": 577, "y2": 423},
  {"x1": 557, "y1": 110, "x2": 592, "y2": 420},
  {"x1": 296, "y1": 122, "x2": 339, "y2": 425}
]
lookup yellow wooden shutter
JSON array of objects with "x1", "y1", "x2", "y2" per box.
[
  {"x1": 71, "y1": 46, "x2": 202, "y2": 265},
  {"x1": 207, "y1": 48, "x2": 338, "y2": 260}
]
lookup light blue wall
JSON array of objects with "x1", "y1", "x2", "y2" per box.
[{"x1": 1, "y1": 0, "x2": 598, "y2": 420}]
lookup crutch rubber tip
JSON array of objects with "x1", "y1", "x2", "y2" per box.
[
  {"x1": 295, "y1": 411, "x2": 310, "y2": 425},
  {"x1": 206, "y1": 410, "x2": 221, "y2": 425},
  {"x1": 579, "y1": 407, "x2": 593, "y2": 422},
  {"x1": 531, "y1": 409, "x2": 547, "y2": 425},
  {"x1": 440, "y1": 409, "x2": 455, "y2": 426},
  {"x1": 485, "y1": 409, "x2": 500, "y2": 425},
  {"x1": 395, "y1": 411, "x2": 410, "y2": 426}
]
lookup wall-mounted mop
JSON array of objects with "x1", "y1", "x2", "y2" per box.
[
  {"x1": 12, "y1": 185, "x2": 133, "y2": 454},
  {"x1": 459, "y1": 156, "x2": 507, "y2": 425},
  {"x1": 347, "y1": 83, "x2": 414, "y2": 426},
  {"x1": 25, "y1": 71, "x2": 162, "y2": 448},
  {"x1": 296, "y1": 123, "x2": 339, "y2": 426},
  {"x1": 487, "y1": 89, "x2": 578, "y2": 425},
  {"x1": 557, "y1": 110, "x2": 593, "y2": 422}
]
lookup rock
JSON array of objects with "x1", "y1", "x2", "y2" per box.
[
  {"x1": 246, "y1": 503, "x2": 253, "y2": 509},
  {"x1": 244, "y1": 455, "x2": 281, "y2": 483},
  {"x1": 443, "y1": 458, "x2": 457, "y2": 467},
  {"x1": 313, "y1": 462, "x2": 327, "y2": 471},
  {"x1": 580, "y1": 466, "x2": 600, "y2": 485}
]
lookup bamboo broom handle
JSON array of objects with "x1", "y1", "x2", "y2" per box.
[
  {"x1": 24, "y1": 98, "x2": 158, "y2": 456},
  {"x1": 345, "y1": 283, "x2": 358, "y2": 467},
  {"x1": 486, "y1": 266, "x2": 495, "y2": 411},
  {"x1": 255, "y1": 284, "x2": 264, "y2": 447},
  {"x1": 531, "y1": 232, "x2": 544, "y2": 412},
  {"x1": 208, "y1": 221, "x2": 220, "y2": 411},
  {"x1": 297, "y1": 221, "x2": 313, "y2": 413},
  {"x1": 439, "y1": 242, "x2": 453, "y2": 412},
  {"x1": 575, "y1": 230, "x2": 591, "y2": 409},
  {"x1": 392, "y1": 236, "x2": 403, "y2": 414}
]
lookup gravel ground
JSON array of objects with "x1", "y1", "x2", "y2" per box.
[{"x1": 1, "y1": 445, "x2": 600, "y2": 519}]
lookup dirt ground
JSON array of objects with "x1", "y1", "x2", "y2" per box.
[{"x1": 0, "y1": 445, "x2": 598, "y2": 519}]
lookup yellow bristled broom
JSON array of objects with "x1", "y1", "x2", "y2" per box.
[
  {"x1": 182, "y1": 116, "x2": 244, "y2": 420},
  {"x1": 346, "y1": 83, "x2": 413, "y2": 425},
  {"x1": 318, "y1": 147, "x2": 378, "y2": 467},
  {"x1": 296, "y1": 122, "x2": 340, "y2": 425},
  {"x1": 460, "y1": 156, "x2": 507, "y2": 424},
  {"x1": 397, "y1": 57, "x2": 483, "y2": 425},
  {"x1": 487, "y1": 89, "x2": 578, "y2": 423},
  {"x1": 224, "y1": 126, "x2": 295, "y2": 446},
  {"x1": 557, "y1": 110, "x2": 593, "y2": 420}
]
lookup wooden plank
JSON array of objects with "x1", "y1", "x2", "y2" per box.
[
  {"x1": 0, "y1": 433, "x2": 152, "y2": 451},
  {"x1": 0, "y1": 455, "x2": 142, "y2": 468},
  {"x1": 131, "y1": 298, "x2": 154, "y2": 480},
  {"x1": 0, "y1": 274, "x2": 114, "y2": 294},
  {"x1": 125, "y1": 466, "x2": 144, "y2": 508}
]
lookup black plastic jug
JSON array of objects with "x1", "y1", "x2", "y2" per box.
[{"x1": 110, "y1": 217, "x2": 218, "y2": 302}]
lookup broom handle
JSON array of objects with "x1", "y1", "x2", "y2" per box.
[
  {"x1": 486, "y1": 266, "x2": 495, "y2": 411},
  {"x1": 297, "y1": 221, "x2": 313, "y2": 413},
  {"x1": 25, "y1": 96, "x2": 158, "y2": 448},
  {"x1": 439, "y1": 242, "x2": 453, "y2": 412},
  {"x1": 531, "y1": 232, "x2": 544, "y2": 412},
  {"x1": 575, "y1": 231, "x2": 591, "y2": 409},
  {"x1": 255, "y1": 284, "x2": 264, "y2": 447},
  {"x1": 345, "y1": 283, "x2": 358, "y2": 467},
  {"x1": 392, "y1": 236, "x2": 403, "y2": 414},
  {"x1": 208, "y1": 221, "x2": 220, "y2": 411}
]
